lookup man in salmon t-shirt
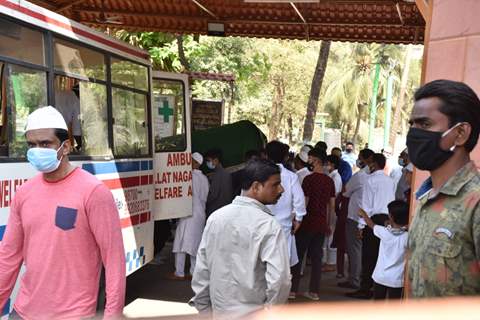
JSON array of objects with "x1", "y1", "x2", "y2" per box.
[{"x1": 0, "y1": 106, "x2": 125, "y2": 319}]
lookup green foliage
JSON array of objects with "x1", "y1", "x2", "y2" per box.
[{"x1": 115, "y1": 30, "x2": 422, "y2": 147}]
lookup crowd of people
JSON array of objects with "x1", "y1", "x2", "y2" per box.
[
  {"x1": 0, "y1": 79, "x2": 479, "y2": 319},
  {"x1": 186, "y1": 80, "x2": 480, "y2": 316},
  {"x1": 180, "y1": 138, "x2": 410, "y2": 303}
]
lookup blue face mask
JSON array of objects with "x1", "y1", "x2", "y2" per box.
[
  {"x1": 27, "y1": 142, "x2": 65, "y2": 173},
  {"x1": 206, "y1": 161, "x2": 215, "y2": 170}
]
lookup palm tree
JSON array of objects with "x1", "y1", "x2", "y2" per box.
[
  {"x1": 321, "y1": 43, "x2": 403, "y2": 145},
  {"x1": 302, "y1": 40, "x2": 331, "y2": 143},
  {"x1": 389, "y1": 45, "x2": 413, "y2": 148}
]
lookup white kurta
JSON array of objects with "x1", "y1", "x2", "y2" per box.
[
  {"x1": 267, "y1": 164, "x2": 306, "y2": 266},
  {"x1": 358, "y1": 170, "x2": 395, "y2": 228},
  {"x1": 296, "y1": 167, "x2": 311, "y2": 186},
  {"x1": 190, "y1": 196, "x2": 291, "y2": 316},
  {"x1": 173, "y1": 169, "x2": 209, "y2": 256},
  {"x1": 329, "y1": 169, "x2": 343, "y2": 196}
]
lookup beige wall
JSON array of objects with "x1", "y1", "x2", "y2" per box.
[{"x1": 414, "y1": 0, "x2": 480, "y2": 190}]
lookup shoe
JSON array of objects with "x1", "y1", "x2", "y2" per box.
[
  {"x1": 288, "y1": 292, "x2": 297, "y2": 300},
  {"x1": 165, "y1": 272, "x2": 187, "y2": 281},
  {"x1": 345, "y1": 290, "x2": 372, "y2": 299},
  {"x1": 336, "y1": 273, "x2": 345, "y2": 279},
  {"x1": 338, "y1": 281, "x2": 360, "y2": 290},
  {"x1": 303, "y1": 292, "x2": 320, "y2": 301}
]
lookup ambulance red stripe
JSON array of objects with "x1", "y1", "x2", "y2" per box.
[{"x1": 0, "y1": 0, "x2": 149, "y2": 60}]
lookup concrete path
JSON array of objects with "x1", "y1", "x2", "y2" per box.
[{"x1": 124, "y1": 243, "x2": 357, "y2": 319}]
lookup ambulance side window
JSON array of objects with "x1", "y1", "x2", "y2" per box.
[
  {"x1": 4, "y1": 64, "x2": 47, "y2": 158},
  {"x1": 0, "y1": 18, "x2": 47, "y2": 159},
  {"x1": 152, "y1": 79, "x2": 186, "y2": 152}
]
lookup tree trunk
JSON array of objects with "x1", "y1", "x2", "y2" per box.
[
  {"x1": 389, "y1": 45, "x2": 413, "y2": 148},
  {"x1": 287, "y1": 116, "x2": 293, "y2": 145},
  {"x1": 351, "y1": 103, "x2": 363, "y2": 145},
  {"x1": 268, "y1": 77, "x2": 286, "y2": 140},
  {"x1": 302, "y1": 40, "x2": 331, "y2": 143},
  {"x1": 176, "y1": 35, "x2": 190, "y2": 71}
]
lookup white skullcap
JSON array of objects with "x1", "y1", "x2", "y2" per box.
[
  {"x1": 26, "y1": 106, "x2": 68, "y2": 132},
  {"x1": 298, "y1": 145, "x2": 312, "y2": 163},
  {"x1": 192, "y1": 152, "x2": 203, "y2": 165}
]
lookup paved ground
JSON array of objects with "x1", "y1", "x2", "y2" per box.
[{"x1": 124, "y1": 242, "x2": 357, "y2": 318}]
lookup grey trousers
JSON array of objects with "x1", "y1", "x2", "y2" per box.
[{"x1": 345, "y1": 218, "x2": 362, "y2": 287}]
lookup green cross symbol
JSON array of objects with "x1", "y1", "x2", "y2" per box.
[{"x1": 158, "y1": 100, "x2": 174, "y2": 122}]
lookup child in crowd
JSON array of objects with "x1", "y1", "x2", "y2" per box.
[{"x1": 358, "y1": 200, "x2": 409, "y2": 300}]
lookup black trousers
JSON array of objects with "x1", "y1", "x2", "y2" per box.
[
  {"x1": 359, "y1": 214, "x2": 389, "y2": 293},
  {"x1": 154, "y1": 220, "x2": 171, "y2": 255},
  {"x1": 291, "y1": 231, "x2": 325, "y2": 294},
  {"x1": 373, "y1": 282, "x2": 403, "y2": 300}
]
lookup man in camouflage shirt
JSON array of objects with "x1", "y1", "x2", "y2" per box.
[{"x1": 407, "y1": 80, "x2": 480, "y2": 297}]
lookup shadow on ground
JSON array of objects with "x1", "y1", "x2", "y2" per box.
[{"x1": 126, "y1": 242, "x2": 357, "y2": 307}]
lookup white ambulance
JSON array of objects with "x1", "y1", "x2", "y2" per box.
[{"x1": 0, "y1": 0, "x2": 192, "y2": 316}]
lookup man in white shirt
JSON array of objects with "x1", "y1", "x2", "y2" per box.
[
  {"x1": 294, "y1": 145, "x2": 312, "y2": 186},
  {"x1": 266, "y1": 141, "x2": 307, "y2": 267},
  {"x1": 171, "y1": 152, "x2": 209, "y2": 280},
  {"x1": 347, "y1": 153, "x2": 395, "y2": 299},
  {"x1": 55, "y1": 87, "x2": 82, "y2": 150},
  {"x1": 324, "y1": 155, "x2": 343, "y2": 268},
  {"x1": 395, "y1": 149, "x2": 413, "y2": 201},
  {"x1": 339, "y1": 148, "x2": 374, "y2": 290},
  {"x1": 326, "y1": 155, "x2": 343, "y2": 196},
  {"x1": 341, "y1": 142, "x2": 357, "y2": 169},
  {"x1": 190, "y1": 159, "x2": 291, "y2": 317}
]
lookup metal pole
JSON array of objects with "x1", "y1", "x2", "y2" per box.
[
  {"x1": 383, "y1": 73, "x2": 394, "y2": 149},
  {"x1": 368, "y1": 63, "x2": 381, "y2": 147}
]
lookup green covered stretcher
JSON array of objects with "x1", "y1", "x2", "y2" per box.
[{"x1": 191, "y1": 120, "x2": 267, "y2": 169}]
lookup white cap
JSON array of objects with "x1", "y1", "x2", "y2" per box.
[
  {"x1": 298, "y1": 145, "x2": 312, "y2": 163},
  {"x1": 26, "y1": 106, "x2": 68, "y2": 132},
  {"x1": 192, "y1": 152, "x2": 203, "y2": 165}
]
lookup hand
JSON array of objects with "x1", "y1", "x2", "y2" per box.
[
  {"x1": 358, "y1": 209, "x2": 367, "y2": 218},
  {"x1": 292, "y1": 219, "x2": 301, "y2": 234},
  {"x1": 356, "y1": 228, "x2": 363, "y2": 239}
]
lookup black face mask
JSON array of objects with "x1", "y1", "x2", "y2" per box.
[{"x1": 406, "y1": 126, "x2": 458, "y2": 171}]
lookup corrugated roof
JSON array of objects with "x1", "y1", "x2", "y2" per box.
[{"x1": 28, "y1": 0, "x2": 425, "y2": 44}]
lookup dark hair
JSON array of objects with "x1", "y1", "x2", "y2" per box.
[
  {"x1": 359, "y1": 148, "x2": 374, "y2": 160},
  {"x1": 346, "y1": 142, "x2": 354, "y2": 147},
  {"x1": 55, "y1": 129, "x2": 69, "y2": 142},
  {"x1": 266, "y1": 141, "x2": 288, "y2": 163},
  {"x1": 314, "y1": 141, "x2": 328, "y2": 151},
  {"x1": 241, "y1": 159, "x2": 280, "y2": 190},
  {"x1": 205, "y1": 148, "x2": 222, "y2": 162},
  {"x1": 244, "y1": 149, "x2": 261, "y2": 161},
  {"x1": 414, "y1": 79, "x2": 480, "y2": 152},
  {"x1": 331, "y1": 147, "x2": 342, "y2": 153},
  {"x1": 308, "y1": 148, "x2": 327, "y2": 164},
  {"x1": 372, "y1": 153, "x2": 386, "y2": 169},
  {"x1": 326, "y1": 155, "x2": 340, "y2": 169},
  {"x1": 387, "y1": 200, "x2": 409, "y2": 226}
]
